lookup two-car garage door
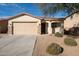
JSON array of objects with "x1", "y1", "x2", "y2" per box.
[{"x1": 12, "y1": 22, "x2": 38, "y2": 35}]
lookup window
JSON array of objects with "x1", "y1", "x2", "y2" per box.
[{"x1": 51, "y1": 23, "x2": 61, "y2": 27}]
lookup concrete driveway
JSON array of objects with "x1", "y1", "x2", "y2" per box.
[{"x1": 0, "y1": 35, "x2": 36, "y2": 56}]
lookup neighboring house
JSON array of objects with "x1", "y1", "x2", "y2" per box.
[
  {"x1": 64, "y1": 12, "x2": 79, "y2": 35},
  {"x1": 0, "y1": 19, "x2": 8, "y2": 33},
  {"x1": 7, "y1": 13, "x2": 64, "y2": 35},
  {"x1": 64, "y1": 12, "x2": 79, "y2": 30}
]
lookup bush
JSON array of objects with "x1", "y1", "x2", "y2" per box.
[
  {"x1": 55, "y1": 32, "x2": 63, "y2": 37},
  {"x1": 46, "y1": 43, "x2": 64, "y2": 55},
  {"x1": 64, "y1": 37, "x2": 77, "y2": 46}
]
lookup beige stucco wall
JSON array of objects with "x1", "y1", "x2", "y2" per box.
[
  {"x1": 64, "y1": 13, "x2": 79, "y2": 30},
  {"x1": 55, "y1": 27, "x2": 61, "y2": 33},
  {"x1": 8, "y1": 15, "x2": 41, "y2": 35}
]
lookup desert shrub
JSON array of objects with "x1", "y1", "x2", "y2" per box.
[
  {"x1": 46, "y1": 43, "x2": 64, "y2": 55},
  {"x1": 55, "y1": 32, "x2": 63, "y2": 37},
  {"x1": 64, "y1": 37, "x2": 77, "y2": 46}
]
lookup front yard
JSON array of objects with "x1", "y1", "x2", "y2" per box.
[{"x1": 33, "y1": 35, "x2": 79, "y2": 56}]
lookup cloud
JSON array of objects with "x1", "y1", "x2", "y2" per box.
[
  {"x1": 0, "y1": 3, "x2": 8, "y2": 6},
  {"x1": 13, "y1": 4, "x2": 26, "y2": 12},
  {"x1": 0, "y1": 3, "x2": 26, "y2": 12},
  {"x1": 0, "y1": 3, "x2": 27, "y2": 18},
  {"x1": 0, "y1": 16, "x2": 11, "y2": 18}
]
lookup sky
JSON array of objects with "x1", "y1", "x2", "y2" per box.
[{"x1": 0, "y1": 3, "x2": 67, "y2": 18}]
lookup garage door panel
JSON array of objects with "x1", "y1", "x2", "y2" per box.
[{"x1": 13, "y1": 22, "x2": 38, "y2": 35}]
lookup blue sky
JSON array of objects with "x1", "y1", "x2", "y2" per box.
[{"x1": 0, "y1": 3, "x2": 67, "y2": 18}]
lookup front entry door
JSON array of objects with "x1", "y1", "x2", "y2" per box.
[{"x1": 41, "y1": 23, "x2": 48, "y2": 34}]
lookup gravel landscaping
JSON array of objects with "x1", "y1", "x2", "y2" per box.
[{"x1": 33, "y1": 35, "x2": 79, "y2": 56}]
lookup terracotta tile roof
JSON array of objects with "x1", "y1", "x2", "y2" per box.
[{"x1": 41, "y1": 17, "x2": 65, "y2": 21}]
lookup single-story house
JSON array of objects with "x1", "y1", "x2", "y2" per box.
[
  {"x1": 1, "y1": 12, "x2": 79, "y2": 35},
  {"x1": 5, "y1": 13, "x2": 64, "y2": 35},
  {"x1": 0, "y1": 11, "x2": 79, "y2": 35}
]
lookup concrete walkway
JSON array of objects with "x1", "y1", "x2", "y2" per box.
[{"x1": 0, "y1": 35, "x2": 36, "y2": 56}]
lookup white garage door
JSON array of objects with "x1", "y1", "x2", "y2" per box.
[{"x1": 13, "y1": 22, "x2": 38, "y2": 35}]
